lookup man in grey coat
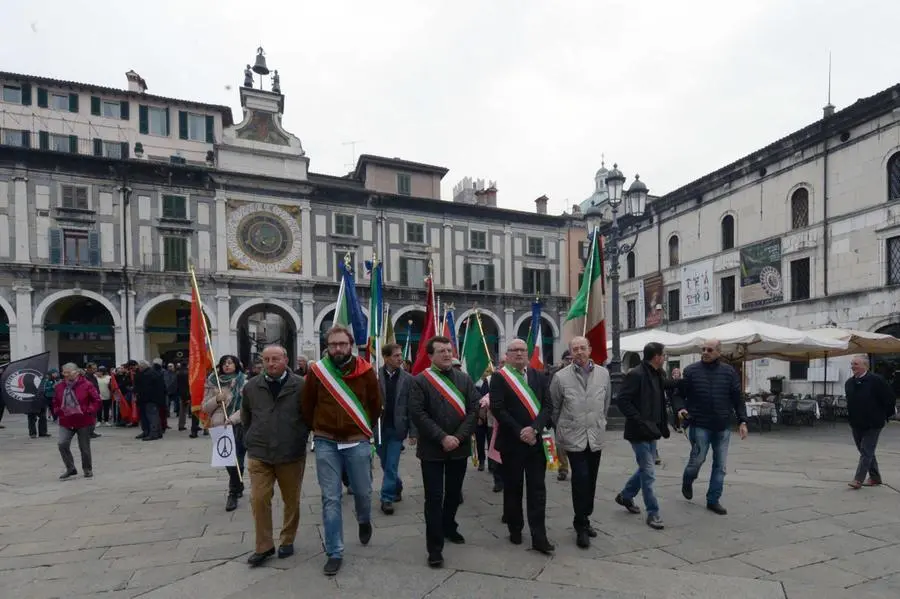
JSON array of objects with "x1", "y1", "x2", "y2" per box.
[
  {"x1": 408, "y1": 335, "x2": 479, "y2": 569},
  {"x1": 550, "y1": 336, "x2": 611, "y2": 549},
  {"x1": 377, "y1": 342, "x2": 413, "y2": 514},
  {"x1": 241, "y1": 345, "x2": 309, "y2": 568}
]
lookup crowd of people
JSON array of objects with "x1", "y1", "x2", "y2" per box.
[{"x1": 6, "y1": 327, "x2": 893, "y2": 579}]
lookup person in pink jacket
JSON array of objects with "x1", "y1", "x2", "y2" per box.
[{"x1": 52, "y1": 363, "x2": 102, "y2": 480}]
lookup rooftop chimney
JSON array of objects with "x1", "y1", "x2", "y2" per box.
[
  {"x1": 125, "y1": 70, "x2": 147, "y2": 93},
  {"x1": 535, "y1": 195, "x2": 548, "y2": 215}
]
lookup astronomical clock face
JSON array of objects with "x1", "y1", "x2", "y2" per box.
[{"x1": 226, "y1": 202, "x2": 302, "y2": 272}]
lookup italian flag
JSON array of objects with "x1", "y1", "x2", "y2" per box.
[{"x1": 565, "y1": 229, "x2": 608, "y2": 365}]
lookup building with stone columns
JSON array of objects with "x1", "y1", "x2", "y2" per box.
[{"x1": 0, "y1": 61, "x2": 574, "y2": 368}]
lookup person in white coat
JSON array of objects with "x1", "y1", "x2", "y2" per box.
[{"x1": 550, "y1": 336, "x2": 611, "y2": 549}]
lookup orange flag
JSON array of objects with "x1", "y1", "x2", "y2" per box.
[{"x1": 188, "y1": 285, "x2": 212, "y2": 428}]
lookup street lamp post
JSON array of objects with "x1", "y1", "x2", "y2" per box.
[{"x1": 584, "y1": 164, "x2": 649, "y2": 394}]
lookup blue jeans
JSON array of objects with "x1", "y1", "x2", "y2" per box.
[
  {"x1": 376, "y1": 428, "x2": 404, "y2": 503},
  {"x1": 621, "y1": 441, "x2": 659, "y2": 515},
  {"x1": 683, "y1": 426, "x2": 730, "y2": 505},
  {"x1": 314, "y1": 438, "x2": 372, "y2": 559}
]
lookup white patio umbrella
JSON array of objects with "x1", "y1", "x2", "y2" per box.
[
  {"x1": 608, "y1": 329, "x2": 688, "y2": 354},
  {"x1": 663, "y1": 319, "x2": 848, "y2": 360},
  {"x1": 771, "y1": 327, "x2": 900, "y2": 360}
]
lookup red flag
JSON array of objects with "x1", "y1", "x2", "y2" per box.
[
  {"x1": 411, "y1": 277, "x2": 437, "y2": 375},
  {"x1": 188, "y1": 285, "x2": 212, "y2": 428}
]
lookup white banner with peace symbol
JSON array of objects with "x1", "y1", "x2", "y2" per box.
[{"x1": 210, "y1": 426, "x2": 238, "y2": 468}]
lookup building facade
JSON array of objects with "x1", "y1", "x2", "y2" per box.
[
  {"x1": 583, "y1": 85, "x2": 900, "y2": 394},
  {"x1": 0, "y1": 63, "x2": 571, "y2": 369}
]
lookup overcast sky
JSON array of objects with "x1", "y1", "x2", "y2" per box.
[{"x1": 4, "y1": 1, "x2": 899, "y2": 215}]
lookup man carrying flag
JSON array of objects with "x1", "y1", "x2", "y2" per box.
[
  {"x1": 489, "y1": 339, "x2": 554, "y2": 554},
  {"x1": 408, "y1": 335, "x2": 479, "y2": 569},
  {"x1": 303, "y1": 325, "x2": 382, "y2": 577}
]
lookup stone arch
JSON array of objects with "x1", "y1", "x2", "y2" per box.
[
  {"x1": 33, "y1": 289, "x2": 121, "y2": 329},
  {"x1": 0, "y1": 296, "x2": 17, "y2": 327},
  {"x1": 666, "y1": 232, "x2": 680, "y2": 267},
  {"x1": 392, "y1": 304, "x2": 426, "y2": 329},
  {"x1": 720, "y1": 211, "x2": 737, "y2": 250},
  {"x1": 456, "y1": 308, "x2": 507, "y2": 340},
  {"x1": 230, "y1": 297, "x2": 302, "y2": 333},
  {"x1": 135, "y1": 293, "x2": 218, "y2": 332},
  {"x1": 510, "y1": 311, "x2": 560, "y2": 340}
]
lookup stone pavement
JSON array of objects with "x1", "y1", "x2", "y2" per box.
[{"x1": 0, "y1": 415, "x2": 898, "y2": 599}]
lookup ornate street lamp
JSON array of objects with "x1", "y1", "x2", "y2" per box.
[{"x1": 584, "y1": 163, "x2": 650, "y2": 394}]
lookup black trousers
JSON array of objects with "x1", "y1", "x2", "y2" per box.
[
  {"x1": 567, "y1": 448, "x2": 602, "y2": 531},
  {"x1": 501, "y1": 447, "x2": 547, "y2": 540},
  {"x1": 475, "y1": 424, "x2": 489, "y2": 464},
  {"x1": 28, "y1": 409, "x2": 48, "y2": 436},
  {"x1": 227, "y1": 424, "x2": 247, "y2": 494},
  {"x1": 421, "y1": 458, "x2": 467, "y2": 555},
  {"x1": 851, "y1": 426, "x2": 882, "y2": 483}
]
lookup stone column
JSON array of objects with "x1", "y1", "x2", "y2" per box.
[
  {"x1": 12, "y1": 282, "x2": 33, "y2": 359},
  {"x1": 12, "y1": 176, "x2": 29, "y2": 263},
  {"x1": 216, "y1": 287, "x2": 231, "y2": 357},
  {"x1": 301, "y1": 295, "x2": 316, "y2": 358},
  {"x1": 215, "y1": 190, "x2": 228, "y2": 273},
  {"x1": 503, "y1": 307, "x2": 515, "y2": 350},
  {"x1": 442, "y1": 223, "x2": 453, "y2": 288},
  {"x1": 300, "y1": 200, "x2": 312, "y2": 277},
  {"x1": 504, "y1": 225, "x2": 513, "y2": 292},
  {"x1": 118, "y1": 288, "x2": 137, "y2": 362},
  {"x1": 558, "y1": 231, "x2": 568, "y2": 297}
]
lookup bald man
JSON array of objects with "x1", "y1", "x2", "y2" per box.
[
  {"x1": 676, "y1": 339, "x2": 747, "y2": 516},
  {"x1": 845, "y1": 355, "x2": 895, "y2": 489}
]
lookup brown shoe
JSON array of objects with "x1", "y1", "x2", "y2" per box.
[
  {"x1": 848, "y1": 480, "x2": 863, "y2": 490},
  {"x1": 863, "y1": 478, "x2": 882, "y2": 487}
]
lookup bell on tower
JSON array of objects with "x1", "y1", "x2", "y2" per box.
[{"x1": 252, "y1": 47, "x2": 270, "y2": 76}]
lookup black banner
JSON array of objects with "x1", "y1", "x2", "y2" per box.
[{"x1": 0, "y1": 352, "x2": 51, "y2": 414}]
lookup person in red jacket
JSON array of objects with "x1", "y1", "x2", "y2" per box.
[{"x1": 52, "y1": 363, "x2": 102, "y2": 480}]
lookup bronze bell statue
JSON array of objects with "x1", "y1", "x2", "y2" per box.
[{"x1": 252, "y1": 47, "x2": 270, "y2": 76}]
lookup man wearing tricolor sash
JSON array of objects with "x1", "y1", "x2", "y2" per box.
[
  {"x1": 303, "y1": 326, "x2": 382, "y2": 577},
  {"x1": 408, "y1": 335, "x2": 479, "y2": 569},
  {"x1": 489, "y1": 339, "x2": 554, "y2": 554}
]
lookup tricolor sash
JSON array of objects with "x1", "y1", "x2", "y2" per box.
[
  {"x1": 423, "y1": 368, "x2": 467, "y2": 418},
  {"x1": 310, "y1": 358, "x2": 373, "y2": 437},
  {"x1": 498, "y1": 366, "x2": 541, "y2": 420}
]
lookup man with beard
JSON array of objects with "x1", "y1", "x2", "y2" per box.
[
  {"x1": 303, "y1": 326, "x2": 382, "y2": 577},
  {"x1": 490, "y1": 339, "x2": 554, "y2": 554},
  {"x1": 408, "y1": 335, "x2": 479, "y2": 569}
]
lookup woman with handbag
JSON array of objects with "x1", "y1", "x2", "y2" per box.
[
  {"x1": 202, "y1": 355, "x2": 247, "y2": 512},
  {"x1": 52, "y1": 363, "x2": 101, "y2": 479}
]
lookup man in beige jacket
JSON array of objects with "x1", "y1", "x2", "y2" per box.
[{"x1": 550, "y1": 336, "x2": 611, "y2": 549}]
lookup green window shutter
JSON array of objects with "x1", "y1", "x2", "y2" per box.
[
  {"x1": 49, "y1": 228, "x2": 63, "y2": 264},
  {"x1": 120, "y1": 141, "x2": 129, "y2": 159},
  {"x1": 120, "y1": 101, "x2": 129, "y2": 120},
  {"x1": 90, "y1": 96, "x2": 101, "y2": 116},
  {"x1": 138, "y1": 105, "x2": 149, "y2": 134},
  {"x1": 69, "y1": 93, "x2": 79, "y2": 113},
  {"x1": 22, "y1": 131, "x2": 31, "y2": 149},
  {"x1": 205, "y1": 115, "x2": 214, "y2": 143},
  {"x1": 463, "y1": 264, "x2": 471, "y2": 289},
  {"x1": 21, "y1": 83, "x2": 31, "y2": 105},
  {"x1": 88, "y1": 231, "x2": 101, "y2": 266},
  {"x1": 69, "y1": 135, "x2": 78, "y2": 154},
  {"x1": 92, "y1": 138, "x2": 103, "y2": 156},
  {"x1": 36, "y1": 88, "x2": 48, "y2": 108},
  {"x1": 178, "y1": 111, "x2": 188, "y2": 140},
  {"x1": 400, "y1": 258, "x2": 408, "y2": 286},
  {"x1": 487, "y1": 265, "x2": 495, "y2": 291},
  {"x1": 165, "y1": 108, "x2": 170, "y2": 136},
  {"x1": 38, "y1": 131, "x2": 49, "y2": 150}
]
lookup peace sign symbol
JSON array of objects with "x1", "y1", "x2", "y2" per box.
[{"x1": 216, "y1": 435, "x2": 234, "y2": 459}]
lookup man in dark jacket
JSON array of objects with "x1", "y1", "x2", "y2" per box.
[
  {"x1": 408, "y1": 335, "x2": 479, "y2": 569},
  {"x1": 489, "y1": 339, "x2": 554, "y2": 553},
  {"x1": 677, "y1": 339, "x2": 747, "y2": 515},
  {"x1": 615, "y1": 343, "x2": 684, "y2": 530},
  {"x1": 243, "y1": 344, "x2": 309, "y2": 568},
  {"x1": 845, "y1": 355, "x2": 895, "y2": 488},
  {"x1": 134, "y1": 360, "x2": 165, "y2": 441},
  {"x1": 378, "y1": 342, "x2": 412, "y2": 515}
]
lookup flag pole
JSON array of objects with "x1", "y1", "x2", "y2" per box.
[
  {"x1": 190, "y1": 264, "x2": 241, "y2": 482},
  {"x1": 581, "y1": 227, "x2": 599, "y2": 336}
]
